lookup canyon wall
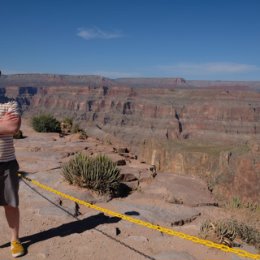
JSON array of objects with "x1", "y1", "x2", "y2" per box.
[{"x1": 0, "y1": 74, "x2": 259, "y2": 202}]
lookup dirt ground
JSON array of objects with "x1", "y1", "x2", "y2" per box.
[{"x1": 0, "y1": 119, "x2": 259, "y2": 260}]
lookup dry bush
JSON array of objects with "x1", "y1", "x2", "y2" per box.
[
  {"x1": 199, "y1": 219, "x2": 260, "y2": 249},
  {"x1": 225, "y1": 197, "x2": 260, "y2": 212},
  {"x1": 13, "y1": 130, "x2": 24, "y2": 139},
  {"x1": 61, "y1": 117, "x2": 73, "y2": 134}
]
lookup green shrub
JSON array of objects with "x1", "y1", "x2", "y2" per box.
[
  {"x1": 199, "y1": 219, "x2": 260, "y2": 249},
  {"x1": 62, "y1": 153, "x2": 121, "y2": 196},
  {"x1": 32, "y1": 114, "x2": 61, "y2": 133}
]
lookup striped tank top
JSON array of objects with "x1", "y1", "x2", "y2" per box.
[{"x1": 0, "y1": 101, "x2": 20, "y2": 162}]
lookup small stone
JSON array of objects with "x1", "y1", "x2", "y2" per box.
[
  {"x1": 115, "y1": 227, "x2": 121, "y2": 236},
  {"x1": 117, "y1": 159, "x2": 126, "y2": 166}
]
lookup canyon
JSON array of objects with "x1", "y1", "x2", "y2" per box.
[{"x1": 0, "y1": 74, "x2": 259, "y2": 203}]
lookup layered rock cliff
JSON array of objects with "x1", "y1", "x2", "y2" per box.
[{"x1": 0, "y1": 74, "x2": 259, "y2": 202}]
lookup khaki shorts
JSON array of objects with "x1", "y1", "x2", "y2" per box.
[{"x1": 0, "y1": 160, "x2": 19, "y2": 207}]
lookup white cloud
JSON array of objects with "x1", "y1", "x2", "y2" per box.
[
  {"x1": 157, "y1": 62, "x2": 260, "y2": 75},
  {"x1": 77, "y1": 27, "x2": 123, "y2": 40}
]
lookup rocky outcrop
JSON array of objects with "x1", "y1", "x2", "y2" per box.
[{"x1": 213, "y1": 141, "x2": 260, "y2": 202}]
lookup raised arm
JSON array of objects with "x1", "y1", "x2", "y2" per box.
[{"x1": 0, "y1": 112, "x2": 21, "y2": 135}]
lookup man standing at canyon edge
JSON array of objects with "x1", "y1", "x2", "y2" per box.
[{"x1": 0, "y1": 99, "x2": 25, "y2": 258}]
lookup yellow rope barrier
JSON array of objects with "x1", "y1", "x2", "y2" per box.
[{"x1": 20, "y1": 174, "x2": 260, "y2": 260}]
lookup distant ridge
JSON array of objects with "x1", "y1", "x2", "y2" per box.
[
  {"x1": 0, "y1": 74, "x2": 117, "y2": 88},
  {"x1": 0, "y1": 73, "x2": 260, "y2": 90},
  {"x1": 115, "y1": 77, "x2": 187, "y2": 88},
  {"x1": 188, "y1": 80, "x2": 260, "y2": 90}
]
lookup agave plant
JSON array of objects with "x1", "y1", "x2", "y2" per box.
[{"x1": 62, "y1": 153, "x2": 121, "y2": 196}]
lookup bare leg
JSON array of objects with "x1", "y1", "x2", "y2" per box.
[{"x1": 4, "y1": 205, "x2": 20, "y2": 241}]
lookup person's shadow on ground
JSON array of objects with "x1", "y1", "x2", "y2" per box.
[{"x1": 0, "y1": 213, "x2": 120, "y2": 252}]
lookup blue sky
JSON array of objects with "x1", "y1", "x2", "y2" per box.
[{"x1": 1, "y1": 0, "x2": 260, "y2": 80}]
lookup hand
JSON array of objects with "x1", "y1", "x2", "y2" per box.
[
  {"x1": 0, "y1": 112, "x2": 21, "y2": 135},
  {"x1": 1, "y1": 112, "x2": 19, "y2": 121}
]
